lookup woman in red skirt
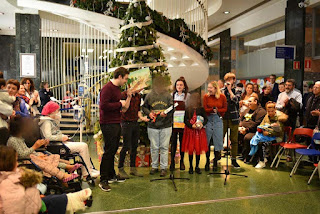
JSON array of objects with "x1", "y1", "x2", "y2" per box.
[{"x1": 181, "y1": 93, "x2": 208, "y2": 174}]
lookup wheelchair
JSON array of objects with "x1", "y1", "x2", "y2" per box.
[
  {"x1": 18, "y1": 154, "x2": 82, "y2": 195},
  {"x1": 23, "y1": 117, "x2": 96, "y2": 187}
]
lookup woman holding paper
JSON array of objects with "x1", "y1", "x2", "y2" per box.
[
  {"x1": 170, "y1": 77, "x2": 190, "y2": 171},
  {"x1": 203, "y1": 81, "x2": 227, "y2": 171}
]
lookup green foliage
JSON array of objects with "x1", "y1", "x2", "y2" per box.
[{"x1": 73, "y1": 0, "x2": 213, "y2": 61}]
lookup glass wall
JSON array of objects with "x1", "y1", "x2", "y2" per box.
[{"x1": 236, "y1": 20, "x2": 285, "y2": 79}]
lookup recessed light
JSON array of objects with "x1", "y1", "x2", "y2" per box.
[
  {"x1": 0, "y1": 12, "x2": 4, "y2": 15},
  {"x1": 223, "y1": 11, "x2": 230, "y2": 14},
  {"x1": 50, "y1": 29, "x2": 58, "y2": 32},
  {"x1": 9, "y1": 27, "x2": 14, "y2": 29}
]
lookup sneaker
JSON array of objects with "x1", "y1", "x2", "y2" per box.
[
  {"x1": 99, "y1": 181, "x2": 111, "y2": 192},
  {"x1": 108, "y1": 175, "x2": 126, "y2": 184},
  {"x1": 195, "y1": 167, "x2": 202, "y2": 174},
  {"x1": 150, "y1": 168, "x2": 158, "y2": 175},
  {"x1": 255, "y1": 161, "x2": 266, "y2": 169},
  {"x1": 118, "y1": 167, "x2": 129, "y2": 179},
  {"x1": 160, "y1": 169, "x2": 167, "y2": 177},
  {"x1": 130, "y1": 167, "x2": 143, "y2": 177},
  {"x1": 189, "y1": 168, "x2": 194, "y2": 174},
  {"x1": 115, "y1": 175, "x2": 126, "y2": 183},
  {"x1": 180, "y1": 162, "x2": 185, "y2": 171},
  {"x1": 231, "y1": 159, "x2": 240, "y2": 168},
  {"x1": 90, "y1": 170, "x2": 100, "y2": 178},
  {"x1": 264, "y1": 158, "x2": 268, "y2": 163}
]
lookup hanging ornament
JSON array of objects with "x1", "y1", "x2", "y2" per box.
[
  {"x1": 128, "y1": 17, "x2": 135, "y2": 24},
  {"x1": 120, "y1": 56, "x2": 124, "y2": 61},
  {"x1": 153, "y1": 43, "x2": 159, "y2": 48},
  {"x1": 134, "y1": 3, "x2": 138, "y2": 7},
  {"x1": 103, "y1": 0, "x2": 114, "y2": 16},
  {"x1": 128, "y1": 37, "x2": 133, "y2": 42},
  {"x1": 153, "y1": 70, "x2": 157, "y2": 73},
  {"x1": 143, "y1": 51, "x2": 147, "y2": 55},
  {"x1": 179, "y1": 25, "x2": 190, "y2": 43},
  {"x1": 200, "y1": 44, "x2": 205, "y2": 52},
  {"x1": 150, "y1": 31, "x2": 153, "y2": 35},
  {"x1": 145, "y1": 16, "x2": 151, "y2": 21},
  {"x1": 128, "y1": 59, "x2": 134, "y2": 64},
  {"x1": 135, "y1": 33, "x2": 139, "y2": 37},
  {"x1": 134, "y1": 50, "x2": 137, "y2": 53}
]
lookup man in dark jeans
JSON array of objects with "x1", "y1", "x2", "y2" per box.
[
  {"x1": 99, "y1": 67, "x2": 131, "y2": 192},
  {"x1": 118, "y1": 89, "x2": 149, "y2": 178},
  {"x1": 221, "y1": 72, "x2": 242, "y2": 168}
]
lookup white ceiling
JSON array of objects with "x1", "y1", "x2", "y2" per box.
[
  {"x1": 208, "y1": 0, "x2": 267, "y2": 30},
  {"x1": 0, "y1": 0, "x2": 37, "y2": 35}
]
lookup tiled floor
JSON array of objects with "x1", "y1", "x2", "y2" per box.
[{"x1": 79, "y1": 137, "x2": 320, "y2": 214}]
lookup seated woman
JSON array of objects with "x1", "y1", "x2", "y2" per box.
[
  {"x1": 39, "y1": 101, "x2": 99, "y2": 178},
  {"x1": 0, "y1": 145, "x2": 92, "y2": 214},
  {"x1": 249, "y1": 101, "x2": 288, "y2": 169},
  {"x1": 7, "y1": 116, "x2": 80, "y2": 182},
  {"x1": 6, "y1": 79, "x2": 29, "y2": 117}
]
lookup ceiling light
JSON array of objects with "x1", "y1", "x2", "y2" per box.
[
  {"x1": 50, "y1": 29, "x2": 58, "y2": 32},
  {"x1": 223, "y1": 11, "x2": 230, "y2": 14},
  {"x1": 87, "y1": 49, "x2": 94, "y2": 53},
  {"x1": 0, "y1": 12, "x2": 4, "y2": 15},
  {"x1": 9, "y1": 27, "x2": 14, "y2": 29}
]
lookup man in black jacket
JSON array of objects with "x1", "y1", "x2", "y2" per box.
[
  {"x1": 221, "y1": 72, "x2": 242, "y2": 168},
  {"x1": 305, "y1": 81, "x2": 320, "y2": 129},
  {"x1": 269, "y1": 74, "x2": 280, "y2": 101}
]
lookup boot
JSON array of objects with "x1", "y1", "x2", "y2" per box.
[
  {"x1": 118, "y1": 167, "x2": 129, "y2": 179},
  {"x1": 180, "y1": 161, "x2": 185, "y2": 170},
  {"x1": 213, "y1": 151, "x2": 221, "y2": 171},
  {"x1": 130, "y1": 167, "x2": 143, "y2": 177}
]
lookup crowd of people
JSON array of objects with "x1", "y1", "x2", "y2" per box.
[
  {"x1": 1, "y1": 67, "x2": 320, "y2": 208},
  {"x1": 0, "y1": 72, "x2": 95, "y2": 213}
]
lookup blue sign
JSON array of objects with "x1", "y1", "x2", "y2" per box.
[{"x1": 275, "y1": 46, "x2": 295, "y2": 59}]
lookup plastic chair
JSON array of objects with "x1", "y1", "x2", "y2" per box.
[
  {"x1": 290, "y1": 132, "x2": 320, "y2": 179},
  {"x1": 308, "y1": 161, "x2": 320, "y2": 185},
  {"x1": 270, "y1": 126, "x2": 292, "y2": 168},
  {"x1": 270, "y1": 128, "x2": 313, "y2": 169}
]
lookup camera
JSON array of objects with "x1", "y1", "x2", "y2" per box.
[{"x1": 298, "y1": 0, "x2": 309, "y2": 8}]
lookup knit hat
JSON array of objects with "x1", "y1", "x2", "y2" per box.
[{"x1": 42, "y1": 101, "x2": 60, "y2": 116}]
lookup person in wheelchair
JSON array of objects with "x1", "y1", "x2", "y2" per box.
[
  {"x1": 7, "y1": 115, "x2": 81, "y2": 183},
  {"x1": 39, "y1": 101, "x2": 100, "y2": 179},
  {"x1": 0, "y1": 145, "x2": 92, "y2": 214}
]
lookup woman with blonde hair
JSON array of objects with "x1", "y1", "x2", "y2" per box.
[{"x1": 203, "y1": 81, "x2": 227, "y2": 171}]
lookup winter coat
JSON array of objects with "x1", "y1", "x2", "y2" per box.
[
  {"x1": 0, "y1": 170, "x2": 41, "y2": 214},
  {"x1": 240, "y1": 105, "x2": 267, "y2": 133},
  {"x1": 0, "y1": 90, "x2": 15, "y2": 128},
  {"x1": 39, "y1": 116, "x2": 64, "y2": 141}
]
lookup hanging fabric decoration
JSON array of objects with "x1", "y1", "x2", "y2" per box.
[
  {"x1": 121, "y1": 20, "x2": 153, "y2": 31},
  {"x1": 179, "y1": 25, "x2": 189, "y2": 43}
]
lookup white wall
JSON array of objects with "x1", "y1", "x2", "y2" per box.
[{"x1": 237, "y1": 47, "x2": 284, "y2": 79}]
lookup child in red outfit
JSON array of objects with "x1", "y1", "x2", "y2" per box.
[{"x1": 181, "y1": 93, "x2": 208, "y2": 174}]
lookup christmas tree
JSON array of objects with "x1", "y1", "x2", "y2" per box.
[{"x1": 110, "y1": 0, "x2": 169, "y2": 81}]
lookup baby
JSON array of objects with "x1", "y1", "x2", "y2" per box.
[{"x1": 0, "y1": 79, "x2": 15, "y2": 122}]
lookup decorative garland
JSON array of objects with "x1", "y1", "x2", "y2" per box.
[
  {"x1": 120, "y1": 20, "x2": 153, "y2": 31},
  {"x1": 109, "y1": 61, "x2": 168, "y2": 72},
  {"x1": 72, "y1": 0, "x2": 213, "y2": 61},
  {"x1": 115, "y1": 44, "x2": 157, "y2": 52}
]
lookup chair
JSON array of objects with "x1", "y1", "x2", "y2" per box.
[
  {"x1": 290, "y1": 132, "x2": 320, "y2": 180},
  {"x1": 270, "y1": 128, "x2": 313, "y2": 169},
  {"x1": 270, "y1": 126, "x2": 292, "y2": 168},
  {"x1": 308, "y1": 161, "x2": 320, "y2": 185}
]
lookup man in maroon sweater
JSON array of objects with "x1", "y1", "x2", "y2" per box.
[{"x1": 99, "y1": 67, "x2": 131, "y2": 192}]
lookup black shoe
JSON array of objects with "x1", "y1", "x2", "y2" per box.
[
  {"x1": 205, "y1": 161, "x2": 210, "y2": 171},
  {"x1": 189, "y1": 168, "x2": 194, "y2": 174},
  {"x1": 180, "y1": 162, "x2": 185, "y2": 171},
  {"x1": 195, "y1": 167, "x2": 202, "y2": 174},
  {"x1": 231, "y1": 159, "x2": 240, "y2": 168},
  {"x1": 170, "y1": 163, "x2": 175, "y2": 171},
  {"x1": 150, "y1": 168, "x2": 159, "y2": 175},
  {"x1": 99, "y1": 181, "x2": 111, "y2": 192},
  {"x1": 160, "y1": 169, "x2": 167, "y2": 177}
]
